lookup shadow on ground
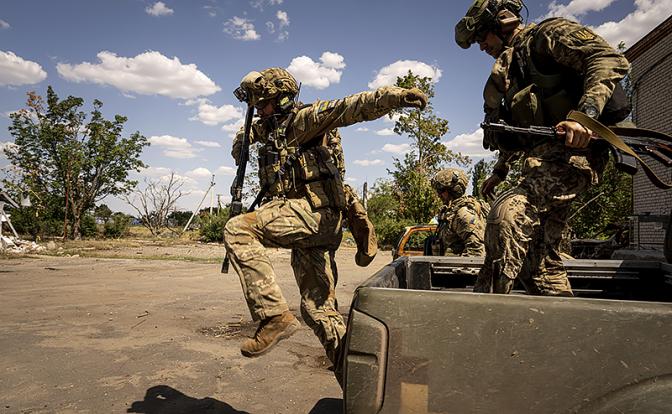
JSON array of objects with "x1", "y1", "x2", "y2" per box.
[
  {"x1": 308, "y1": 397, "x2": 343, "y2": 413},
  {"x1": 127, "y1": 385, "x2": 249, "y2": 414},
  {"x1": 127, "y1": 386, "x2": 343, "y2": 413}
]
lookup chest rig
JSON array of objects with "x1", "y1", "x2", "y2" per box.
[
  {"x1": 503, "y1": 21, "x2": 579, "y2": 131},
  {"x1": 256, "y1": 107, "x2": 346, "y2": 210}
]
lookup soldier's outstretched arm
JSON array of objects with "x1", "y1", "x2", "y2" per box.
[{"x1": 289, "y1": 86, "x2": 426, "y2": 145}]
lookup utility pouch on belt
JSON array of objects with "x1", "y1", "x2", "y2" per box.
[
  {"x1": 510, "y1": 83, "x2": 545, "y2": 128},
  {"x1": 298, "y1": 147, "x2": 345, "y2": 210}
]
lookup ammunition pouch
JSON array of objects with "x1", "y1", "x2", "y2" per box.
[
  {"x1": 510, "y1": 83, "x2": 544, "y2": 128},
  {"x1": 298, "y1": 146, "x2": 346, "y2": 210}
]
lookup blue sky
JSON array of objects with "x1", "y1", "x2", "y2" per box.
[{"x1": 1, "y1": 0, "x2": 670, "y2": 213}]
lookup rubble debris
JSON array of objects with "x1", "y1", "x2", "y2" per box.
[{"x1": 0, "y1": 236, "x2": 45, "y2": 254}]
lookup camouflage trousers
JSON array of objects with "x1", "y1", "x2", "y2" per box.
[
  {"x1": 223, "y1": 198, "x2": 346, "y2": 363},
  {"x1": 474, "y1": 156, "x2": 591, "y2": 296}
]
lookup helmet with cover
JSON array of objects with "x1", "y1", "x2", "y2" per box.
[
  {"x1": 432, "y1": 168, "x2": 469, "y2": 197},
  {"x1": 455, "y1": 0, "x2": 524, "y2": 49},
  {"x1": 235, "y1": 67, "x2": 299, "y2": 110}
]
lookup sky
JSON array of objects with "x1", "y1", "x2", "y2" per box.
[{"x1": 1, "y1": 0, "x2": 670, "y2": 214}]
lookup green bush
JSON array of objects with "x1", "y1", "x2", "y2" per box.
[
  {"x1": 374, "y1": 217, "x2": 414, "y2": 249},
  {"x1": 80, "y1": 213, "x2": 98, "y2": 238},
  {"x1": 199, "y1": 213, "x2": 228, "y2": 243},
  {"x1": 104, "y1": 213, "x2": 131, "y2": 238}
]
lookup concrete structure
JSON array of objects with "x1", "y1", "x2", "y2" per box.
[{"x1": 624, "y1": 16, "x2": 672, "y2": 250}]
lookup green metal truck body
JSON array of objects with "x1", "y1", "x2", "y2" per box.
[{"x1": 343, "y1": 256, "x2": 672, "y2": 413}]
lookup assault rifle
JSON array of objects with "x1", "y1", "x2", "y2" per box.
[
  {"x1": 221, "y1": 106, "x2": 254, "y2": 274},
  {"x1": 481, "y1": 119, "x2": 672, "y2": 189}
]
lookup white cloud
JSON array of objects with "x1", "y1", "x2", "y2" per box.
[
  {"x1": 251, "y1": 0, "x2": 283, "y2": 10},
  {"x1": 224, "y1": 17, "x2": 260, "y2": 41},
  {"x1": 203, "y1": 5, "x2": 217, "y2": 17},
  {"x1": 187, "y1": 167, "x2": 212, "y2": 177},
  {"x1": 275, "y1": 10, "x2": 290, "y2": 41},
  {"x1": 375, "y1": 128, "x2": 396, "y2": 136},
  {"x1": 1, "y1": 141, "x2": 17, "y2": 156},
  {"x1": 0, "y1": 19, "x2": 10, "y2": 29},
  {"x1": 544, "y1": 0, "x2": 616, "y2": 21},
  {"x1": 217, "y1": 165, "x2": 237, "y2": 176},
  {"x1": 222, "y1": 118, "x2": 245, "y2": 137},
  {"x1": 57, "y1": 51, "x2": 220, "y2": 99},
  {"x1": 194, "y1": 140, "x2": 221, "y2": 148},
  {"x1": 384, "y1": 113, "x2": 402, "y2": 124},
  {"x1": 287, "y1": 51, "x2": 346, "y2": 89},
  {"x1": 277, "y1": 10, "x2": 289, "y2": 26},
  {"x1": 138, "y1": 166, "x2": 172, "y2": 177},
  {"x1": 382, "y1": 143, "x2": 411, "y2": 154},
  {"x1": 148, "y1": 135, "x2": 198, "y2": 159},
  {"x1": 368, "y1": 60, "x2": 442, "y2": 89},
  {"x1": 345, "y1": 176, "x2": 358, "y2": 183},
  {"x1": 0, "y1": 51, "x2": 47, "y2": 87},
  {"x1": 353, "y1": 159, "x2": 384, "y2": 167},
  {"x1": 146, "y1": 2, "x2": 174, "y2": 16},
  {"x1": 591, "y1": 0, "x2": 672, "y2": 48},
  {"x1": 443, "y1": 128, "x2": 492, "y2": 158},
  {"x1": 356, "y1": 127, "x2": 369, "y2": 132},
  {"x1": 190, "y1": 101, "x2": 243, "y2": 126}
]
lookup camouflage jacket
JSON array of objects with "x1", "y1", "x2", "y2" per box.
[
  {"x1": 232, "y1": 86, "x2": 415, "y2": 206},
  {"x1": 483, "y1": 18, "x2": 630, "y2": 179},
  {"x1": 437, "y1": 195, "x2": 488, "y2": 256}
]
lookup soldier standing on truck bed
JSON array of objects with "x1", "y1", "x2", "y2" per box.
[
  {"x1": 454, "y1": 0, "x2": 630, "y2": 295},
  {"x1": 430, "y1": 168, "x2": 489, "y2": 256},
  {"x1": 223, "y1": 67, "x2": 427, "y2": 384}
]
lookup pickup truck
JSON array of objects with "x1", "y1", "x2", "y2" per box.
[{"x1": 342, "y1": 256, "x2": 672, "y2": 414}]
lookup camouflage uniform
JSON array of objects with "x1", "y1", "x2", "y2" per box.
[
  {"x1": 457, "y1": 14, "x2": 630, "y2": 295},
  {"x1": 431, "y1": 168, "x2": 488, "y2": 256},
  {"x1": 224, "y1": 75, "x2": 425, "y2": 364},
  {"x1": 436, "y1": 195, "x2": 488, "y2": 256}
]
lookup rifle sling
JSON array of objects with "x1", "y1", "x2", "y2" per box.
[{"x1": 567, "y1": 110, "x2": 672, "y2": 190}]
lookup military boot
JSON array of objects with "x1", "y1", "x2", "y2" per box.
[{"x1": 240, "y1": 311, "x2": 300, "y2": 357}]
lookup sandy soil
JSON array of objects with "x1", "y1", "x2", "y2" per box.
[{"x1": 0, "y1": 243, "x2": 392, "y2": 413}]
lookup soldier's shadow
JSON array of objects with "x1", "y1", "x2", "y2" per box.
[{"x1": 127, "y1": 385, "x2": 249, "y2": 414}]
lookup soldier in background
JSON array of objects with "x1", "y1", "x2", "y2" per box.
[
  {"x1": 455, "y1": 0, "x2": 630, "y2": 295},
  {"x1": 430, "y1": 168, "x2": 488, "y2": 256},
  {"x1": 224, "y1": 67, "x2": 426, "y2": 384}
]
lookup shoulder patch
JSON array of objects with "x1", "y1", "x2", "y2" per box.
[
  {"x1": 317, "y1": 100, "x2": 336, "y2": 113},
  {"x1": 571, "y1": 28, "x2": 596, "y2": 41}
]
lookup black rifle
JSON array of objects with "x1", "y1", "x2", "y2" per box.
[
  {"x1": 221, "y1": 106, "x2": 254, "y2": 274},
  {"x1": 481, "y1": 121, "x2": 672, "y2": 186}
]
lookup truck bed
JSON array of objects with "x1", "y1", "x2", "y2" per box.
[{"x1": 343, "y1": 256, "x2": 672, "y2": 414}]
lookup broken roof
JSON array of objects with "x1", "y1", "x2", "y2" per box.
[{"x1": 0, "y1": 190, "x2": 20, "y2": 209}]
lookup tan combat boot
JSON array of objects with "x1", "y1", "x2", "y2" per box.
[{"x1": 240, "y1": 311, "x2": 300, "y2": 357}]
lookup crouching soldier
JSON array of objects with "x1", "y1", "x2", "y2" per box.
[{"x1": 430, "y1": 168, "x2": 488, "y2": 256}]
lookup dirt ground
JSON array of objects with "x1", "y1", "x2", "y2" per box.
[{"x1": 0, "y1": 243, "x2": 391, "y2": 414}]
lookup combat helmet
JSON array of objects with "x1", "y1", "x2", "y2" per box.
[
  {"x1": 234, "y1": 67, "x2": 299, "y2": 111},
  {"x1": 432, "y1": 168, "x2": 469, "y2": 197},
  {"x1": 455, "y1": 0, "x2": 524, "y2": 49}
]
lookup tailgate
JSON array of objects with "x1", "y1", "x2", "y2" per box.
[{"x1": 344, "y1": 289, "x2": 672, "y2": 414}]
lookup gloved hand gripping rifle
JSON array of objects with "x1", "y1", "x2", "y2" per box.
[
  {"x1": 221, "y1": 102, "x2": 254, "y2": 274},
  {"x1": 481, "y1": 115, "x2": 672, "y2": 190}
]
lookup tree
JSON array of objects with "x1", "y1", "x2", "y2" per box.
[
  {"x1": 4, "y1": 87, "x2": 148, "y2": 239},
  {"x1": 568, "y1": 159, "x2": 632, "y2": 239},
  {"x1": 123, "y1": 172, "x2": 188, "y2": 236},
  {"x1": 384, "y1": 71, "x2": 470, "y2": 224},
  {"x1": 94, "y1": 204, "x2": 113, "y2": 224}
]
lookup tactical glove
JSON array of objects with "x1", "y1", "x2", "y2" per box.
[{"x1": 402, "y1": 88, "x2": 428, "y2": 110}]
